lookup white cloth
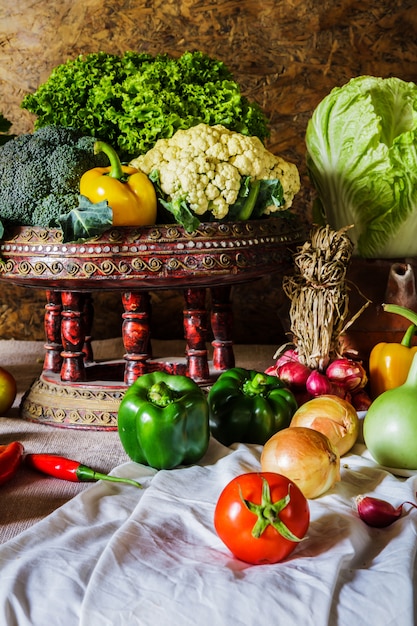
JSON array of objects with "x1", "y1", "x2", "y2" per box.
[{"x1": 0, "y1": 436, "x2": 416, "y2": 626}]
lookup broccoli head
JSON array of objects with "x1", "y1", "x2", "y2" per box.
[{"x1": 0, "y1": 125, "x2": 108, "y2": 228}]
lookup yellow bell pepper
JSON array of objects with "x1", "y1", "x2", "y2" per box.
[
  {"x1": 80, "y1": 141, "x2": 157, "y2": 226},
  {"x1": 369, "y1": 303, "x2": 417, "y2": 398}
]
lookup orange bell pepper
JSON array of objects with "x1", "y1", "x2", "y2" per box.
[
  {"x1": 80, "y1": 141, "x2": 157, "y2": 227},
  {"x1": 369, "y1": 303, "x2": 417, "y2": 398}
]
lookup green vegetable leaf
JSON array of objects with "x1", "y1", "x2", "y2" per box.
[
  {"x1": 228, "y1": 177, "x2": 285, "y2": 221},
  {"x1": 159, "y1": 197, "x2": 200, "y2": 233},
  {"x1": 230, "y1": 178, "x2": 261, "y2": 221},
  {"x1": 306, "y1": 75, "x2": 417, "y2": 258},
  {"x1": 57, "y1": 195, "x2": 113, "y2": 242},
  {"x1": 21, "y1": 51, "x2": 269, "y2": 161},
  {"x1": 148, "y1": 169, "x2": 200, "y2": 232},
  {"x1": 255, "y1": 179, "x2": 284, "y2": 213}
]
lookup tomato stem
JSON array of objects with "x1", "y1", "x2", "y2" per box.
[{"x1": 240, "y1": 477, "x2": 303, "y2": 542}]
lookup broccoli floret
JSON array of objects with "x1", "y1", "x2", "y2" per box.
[
  {"x1": 31, "y1": 194, "x2": 80, "y2": 229},
  {"x1": 0, "y1": 124, "x2": 108, "y2": 228}
]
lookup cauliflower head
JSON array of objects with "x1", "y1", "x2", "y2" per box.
[{"x1": 130, "y1": 123, "x2": 300, "y2": 221}]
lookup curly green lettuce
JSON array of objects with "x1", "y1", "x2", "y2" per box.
[{"x1": 21, "y1": 50, "x2": 269, "y2": 161}]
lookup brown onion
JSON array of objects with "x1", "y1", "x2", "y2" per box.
[
  {"x1": 261, "y1": 426, "x2": 340, "y2": 499},
  {"x1": 289, "y1": 395, "x2": 359, "y2": 456}
]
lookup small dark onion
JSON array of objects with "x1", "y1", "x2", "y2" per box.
[
  {"x1": 350, "y1": 389, "x2": 372, "y2": 411},
  {"x1": 355, "y1": 494, "x2": 417, "y2": 528}
]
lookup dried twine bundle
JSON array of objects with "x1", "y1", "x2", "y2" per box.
[{"x1": 283, "y1": 225, "x2": 354, "y2": 370}]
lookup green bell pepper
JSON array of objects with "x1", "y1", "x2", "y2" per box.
[
  {"x1": 118, "y1": 371, "x2": 210, "y2": 470},
  {"x1": 208, "y1": 367, "x2": 297, "y2": 446}
]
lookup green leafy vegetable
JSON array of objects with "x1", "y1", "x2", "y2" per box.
[
  {"x1": 133, "y1": 122, "x2": 299, "y2": 231},
  {"x1": 57, "y1": 195, "x2": 113, "y2": 242},
  {"x1": 21, "y1": 51, "x2": 269, "y2": 161},
  {"x1": 226, "y1": 178, "x2": 285, "y2": 221},
  {"x1": 150, "y1": 169, "x2": 287, "y2": 232},
  {"x1": 305, "y1": 75, "x2": 417, "y2": 258},
  {"x1": 0, "y1": 125, "x2": 108, "y2": 230},
  {"x1": 149, "y1": 170, "x2": 200, "y2": 232}
]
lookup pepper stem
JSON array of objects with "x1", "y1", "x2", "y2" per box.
[
  {"x1": 242, "y1": 372, "x2": 269, "y2": 396},
  {"x1": 401, "y1": 324, "x2": 417, "y2": 347},
  {"x1": 383, "y1": 303, "x2": 417, "y2": 327},
  {"x1": 76, "y1": 464, "x2": 142, "y2": 488},
  {"x1": 148, "y1": 381, "x2": 176, "y2": 407},
  {"x1": 94, "y1": 141, "x2": 124, "y2": 180},
  {"x1": 240, "y1": 477, "x2": 302, "y2": 542}
]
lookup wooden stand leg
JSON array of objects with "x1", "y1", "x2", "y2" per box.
[
  {"x1": 60, "y1": 291, "x2": 87, "y2": 382},
  {"x1": 183, "y1": 288, "x2": 210, "y2": 382},
  {"x1": 122, "y1": 291, "x2": 152, "y2": 386},
  {"x1": 44, "y1": 290, "x2": 63, "y2": 373},
  {"x1": 82, "y1": 293, "x2": 94, "y2": 363},
  {"x1": 210, "y1": 285, "x2": 235, "y2": 371}
]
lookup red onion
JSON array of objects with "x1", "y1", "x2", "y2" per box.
[
  {"x1": 306, "y1": 370, "x2": 349, "y2": 399},
  {"x1": 306, "y1": 370, "x2": 333, "y2": 396},
  {"x1": 350, "y1": 389, "x2": 372, "y2": 411},
  {"x1": 355, "y1": 494, "x2": 417, "y2": 528},
  {"x1": 277, "y1": 360, "x2": 312, "y2": 389},
  {"x1": 264, "y1": 365, "x2": 278, "y2": 376},
  {"x1": 275, "y1": 348, "x2": 299, "y2": 368},
  {"x1": 326, "y1": 358, "x2": 367, "y2": 392}
]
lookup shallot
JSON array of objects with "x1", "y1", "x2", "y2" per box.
[
  {"x1": 306, "y1": 370, "x2": 347, "y2": 399},
  {"x1": 326, "y1": 358, "x2": 368, "y2": 392},
  {"x1": 277, "y1": 360, "x2": 312, "y2": 388},
  {"x1": 350, "y1": 389, "x2": 372, "y2": 411},
  {"x1": 355, "y1": 494, "x2": 417, "y2": 528},
  {"x1": 274, "y1": 347, "x2": 299, "y2": 368}
]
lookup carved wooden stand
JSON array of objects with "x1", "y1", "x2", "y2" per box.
[
  {"x1": 44, "y1": 286, "x2": 235, "y2": 385},
  {"x1": 0, "y1": 219, "x2": 304, "y2": 429}
]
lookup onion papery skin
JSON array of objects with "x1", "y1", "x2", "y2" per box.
[
  {"x1": 326, "y1": 358, "x2": 368, "y2": 392},
  {"x1": 260, "y1": 426, "x2": 341, "y2": 499},
  {"x1": 289, "y1": 395, "x2": 359, "y2": 456},
  {"x1": 277, "y1": 361, "x2": 312, "y2": 388}
]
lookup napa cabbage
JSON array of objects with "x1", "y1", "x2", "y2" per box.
[{"x1": 305, "y1": 75, "x2": 417, "y2": 258}]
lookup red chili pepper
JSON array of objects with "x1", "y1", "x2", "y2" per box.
[
  {"x1": 0, "y1": 441, "x2": 24, "y2": 486},
  {"x1": 25, "y1": 453, "x2": 142, "y2": 488}
]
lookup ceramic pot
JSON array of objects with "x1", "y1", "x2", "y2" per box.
[{"x1": 341, "y1": 257, "x2": 417, "y2": 362}]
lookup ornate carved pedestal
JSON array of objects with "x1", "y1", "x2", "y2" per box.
[{"x1": 0, "y1": 218, "x2": 304, "y2": 429}]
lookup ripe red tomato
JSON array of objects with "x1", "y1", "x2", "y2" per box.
[{"x1": 214, "y1": 472, "x2": 309, "y2": 565}]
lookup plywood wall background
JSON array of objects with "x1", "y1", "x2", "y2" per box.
[{"x1": 1, "y1": 0, "x2": 417, "y2": 344}]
